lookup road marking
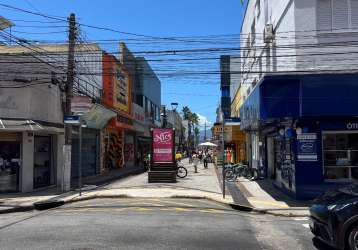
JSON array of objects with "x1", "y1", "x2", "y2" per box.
[
  {"x1": 134, "y1": 207, "x2": 153, "y2": 211},
  {"x1": 302, "y1": 224, "x2": 310, "y2": 229},
  {"x1": 294, "y1": 217, "x2": 309, "y2": 221},
  {"x1": 158, "y1": 200, "x2": 196, "y2": 207},
  {"x1": 248, "y1": 198, "x2": 289, "y2": 208},
  {"x1": 126, "y1": 202, "x2": 165, "y2": 207},
  {"x1": 174, "y1": 207, "x2": 192, "y2": 212}
]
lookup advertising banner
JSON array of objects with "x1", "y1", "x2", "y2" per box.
[
  {"x1": 297, "y1": 133, "x2": 318, "y2": 161},
  {"x1": 113, "y1": 65, "x2": 129, "y2": 112},
  {"x1": 152, "y1": 128, "x2": 174, "y2": 163}
]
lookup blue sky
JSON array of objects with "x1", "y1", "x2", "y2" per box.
[{"x1": 0, "y1": 0, "x2": 246, "y2": 128}]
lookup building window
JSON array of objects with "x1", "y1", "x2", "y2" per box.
[
  {"x1": 323, "y1": 132, "x2": 358, "y2": 181},
  {"x1": 317, "y1": 0, "x2": 358, "y2": 31}
]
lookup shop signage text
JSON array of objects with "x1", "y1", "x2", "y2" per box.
[
  {"x1": 347, "y1": 123, "x2": 358, "y2": 130},
  {"x1": 152, "y1": 128, "x2": 174, "y2": 163},
  {"x1": 297, "y1": 133, "x2": 318, "y2": 161}
]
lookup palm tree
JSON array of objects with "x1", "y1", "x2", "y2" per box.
[
  {"x1": 182, "y1": 107, "x2": 200, "y2": 149},
  {"x1": 194, "y1": 127, "x2": 200, "y2": 148}
]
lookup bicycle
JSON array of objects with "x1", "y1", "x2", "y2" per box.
[
  {"x1": 176, "y1": 161, "x2": 188, "y2": 178},
  {"x1": 224, "y1": 163, "x2": 253, "y2": 181}
]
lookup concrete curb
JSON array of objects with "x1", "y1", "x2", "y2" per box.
[
  {"x1": 0, "y1": 205, "x2": 34, "y2": 214},
  {"x1": 251, "y1": 208, "x2": 310, "y2": 217},
  {"x1": 0, "y1": 194, "x2": 309, "y2": 218}
]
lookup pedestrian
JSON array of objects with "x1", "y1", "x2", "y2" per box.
[
  {"x1": 198, "y1": 150, "x2": 203, "y2": 164},
  {"x1": 203, "y1": 153, "x2": 208, "y2": 169},
  {"x1": 189, "y1": 150, "x2": 193, "y2": 164},
  {"x1": 0, "y1": 155, "x2": 4, "y2": 172},
  {"x1": 193, "y1": 153, "x2": 199, "y2": 173},
  {"x1": 175, "y1": 151, "x2": 182, "y2": 162}
]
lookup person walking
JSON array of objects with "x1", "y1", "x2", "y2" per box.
[
  {"x1": 203, "y1": 152, "x2": 208, "y2": 169},
  {"x1": 192, "y1": 152, "x2": 199, "y2": 173}
]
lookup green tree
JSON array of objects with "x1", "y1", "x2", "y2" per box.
[
  {"x1": 181, "y1": 107, "x2": 200, "y2": 149},
  {"x1": 194, "y1": 127, "x2": 200, "y2": 148}
]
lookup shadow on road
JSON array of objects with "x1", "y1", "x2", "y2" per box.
[{"x1": 312, "y1": 237, "x2": 336, "y2": 250}]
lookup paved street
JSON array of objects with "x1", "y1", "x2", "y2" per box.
[{"x1": 0, "y1": 198, "x2": 328, "y2": 250}]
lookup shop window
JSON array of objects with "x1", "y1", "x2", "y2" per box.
[
  {"x1": 0, "y1": 140, "x2": 20, "y2": 193},
  {"x1": 323, "y1": 132, "x2": 358, "y2": 181}
]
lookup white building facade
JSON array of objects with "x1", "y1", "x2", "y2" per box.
[{"x1": 238, "y1": 0, "x2": 358, "y2": 199}]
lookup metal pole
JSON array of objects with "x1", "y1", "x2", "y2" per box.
[
  {"x1": 222, "y1": 111, "x2": 225, "y2": 199},
  {"x1": 78, "y1": 120, "x2": 82, "y2": 196},
  {"x1": 204, "y1": 121, "x2": 207, "y2": 141}
]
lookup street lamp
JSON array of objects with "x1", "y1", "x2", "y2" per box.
[{"x1": 160, "y1": 105, "x2": 167, "y2": 128}]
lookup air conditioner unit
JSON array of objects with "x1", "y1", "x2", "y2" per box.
[{"x1": 264, "y1": 24, "x2": 274, "y2": 43}]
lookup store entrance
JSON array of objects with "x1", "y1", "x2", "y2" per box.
[
  {"x1": 0, "y1": 141, "x2": 20, "y2": 193},
  {"x1": 34, "y1": 136, "x2": 52, "y2": 189}
]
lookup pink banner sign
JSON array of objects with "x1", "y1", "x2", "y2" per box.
[{"x1": 152, "y1": 128, "x2": 174, "y2": 163}]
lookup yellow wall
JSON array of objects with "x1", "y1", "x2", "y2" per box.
[{"x1": 231, "y1": 86, "x2": 242, "y2": 118}]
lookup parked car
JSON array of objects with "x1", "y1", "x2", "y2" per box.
[{"x1": 309, "y1": 184, "x2": 358, "y2": 250}]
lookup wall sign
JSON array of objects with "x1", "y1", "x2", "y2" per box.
[
  {"x1": 152, "y1": 128, "x2": 174, "y2": 163},
  {"x1": 297, "y1": 133, "x2": 318, "y2": 161},
  {"x1": 347, "y1": 123, "x2": 358, "y2": 130}
]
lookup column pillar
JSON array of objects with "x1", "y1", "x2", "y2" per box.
[{"x1": 21, "y1": 132, "x2": 34, "y2": 192}]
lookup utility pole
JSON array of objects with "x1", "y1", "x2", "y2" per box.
[
  {"x1": 204, "y1": 121, "x2": 207, "y2": 141},
  {"x1": 221, "y1": 109, "x2": 226, "y2": 199},
  {"x1": 63, "y1": 13, "x2": 76, "y2": 192}
]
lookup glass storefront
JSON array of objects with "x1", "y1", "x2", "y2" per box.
[
  {"x1": 0, "y1": 140, "x2": 20, "y2": 193},
  {"x1": 323, "y1": 132, "x2": 358, "y2": 181},
  {"x1": 34, "y1": 136, "x2": 52, "y2": 189}
]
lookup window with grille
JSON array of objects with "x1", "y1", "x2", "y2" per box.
[{"x1": 317, "y1": 0, "x2": 358, "y2": 31}]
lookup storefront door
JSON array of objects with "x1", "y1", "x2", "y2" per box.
[
  {"x1": 0, "y1": 139, "x2": 20, "y2": 193},
  {"x1": 72, "y1": 128, "x2": 99, "y2": 179},
  {"x1": 34, "y1": 136, "x2": 52, "y2": 189}
]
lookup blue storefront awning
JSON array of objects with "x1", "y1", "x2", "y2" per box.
[{"x1": 240, "y1": 72, "x2": 358, "y2": 130}]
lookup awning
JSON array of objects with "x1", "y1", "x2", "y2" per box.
[
  {"x1": 240, "y1": 72, "x2": 358, "y2": 130},
  {"x1": 0, "y1": 119, "x2": 63, "y2": 133},
  {"x1": 81, "y1": 104, "x2": 117, "y2": 129}
]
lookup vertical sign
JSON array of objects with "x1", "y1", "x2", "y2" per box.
[
  {"x1": 113, "y1": 65, "x2": 129, "y2": 112},
  {"x1": 297, "y1": 133, "x2": 318, "y2": 161},
  {"x1": 152, "y1": 128, "x2": 174, "y2": 163}
]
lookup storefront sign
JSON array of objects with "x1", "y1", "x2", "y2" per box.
[
  {"x1": 347, "y1": 123, "x2": 358, "y2": 130},
  {"x1": 152, "y1": 128, "x2": 174, "y2": 163},
  {"x1": 113, "y1": 65, "x2": 130, "y2": 113},
  {"x1": 297, "y1": 133, "x2": 318, "y2": 161}
]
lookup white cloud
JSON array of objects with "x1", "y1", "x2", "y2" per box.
[{"x1": 197, "y1": 114, "x2": 212, "y2": 130}]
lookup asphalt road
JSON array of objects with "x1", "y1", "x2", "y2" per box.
[{"x1": 0, "y1": 198, "x2": 331, "y2": 250}]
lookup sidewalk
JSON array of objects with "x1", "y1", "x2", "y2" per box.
[
  {"x1": 0, "y1": 160, "x2": 234, "y2": 214},
  {"x1": 235, "y1": 177, "x2": 311, "y2": 217},
  {"x1": 0, "y1": 165, "x2": 146, "y2": 214}
]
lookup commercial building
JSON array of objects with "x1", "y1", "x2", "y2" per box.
[
  {"x1": 217, "y1": 55, "x2": 246, "y2": 164},
  {"x1": 238, "y1": 0, "x2": 358, "y2": 199},
  {"x1": 102, "y1": 52, "x2": 134, "y2": 171},
  {"x1": 120, "y1": 43, "x2": 161, "y2": 164},
  {"x1": 166, "y1": 110, "x2": 184, "y2": 152},
  {"x1": 0, "y1": 49, "x2": 67, "y2": 193},
  {"x1": 0, "y1": 43, "x2": 118, "y2": 193}
]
